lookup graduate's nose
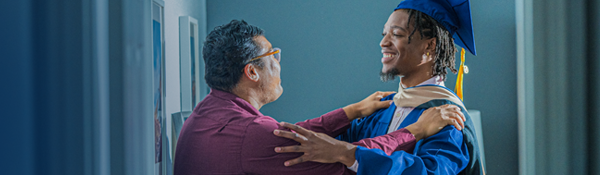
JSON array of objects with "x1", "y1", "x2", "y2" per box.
[{"x1": 380, "y1": 34, "x2": 391, "y2": 47}]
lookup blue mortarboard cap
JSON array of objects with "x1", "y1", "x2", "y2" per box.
[{"x1": 395, "y1": 0, "x2": 476, "y2": 55}]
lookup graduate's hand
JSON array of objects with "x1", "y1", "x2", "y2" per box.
[
  {"x1": 343, "y1": 91, "x2": 396, "y2": 120},
  {"x1": 405, "y1": 104, "x2": 465, "y2": 141},
  {"x1": 273, "y1": 122, "x2": 357, "y2": 167}
]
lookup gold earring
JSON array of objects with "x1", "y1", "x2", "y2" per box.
[{"x1": 427, "y1": 52, "x2": 430, "y2": 56}]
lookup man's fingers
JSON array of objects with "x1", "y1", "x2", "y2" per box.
[
  {"x1": 284, "y1": 156, "x2": 307, "y2": 166},
  {"x1": 273, "y1": 129, "x2": 308, "y2": 143},
  {"x1": 451, "y1": 106, "x2": 464, "y2": 120},
  {"x1": 457, "y1": 109, "x2": 466, "y2": 121},
  {"x1": 450, "y1": 111, "x2": 466, "y2": 128},
  {"x1": 454, "y1": 106, "x2": 461, "y2": 112},
  {"x1": 280, "y1": 122, "x2": 312, "y2": 136},
  {"x1": 440, "y1": 104, "x2": 461, "y2": 111},
  {"x1": 378, "y1": 91, "x2": 396, "y2": 98},
  {"x1": 377, "y1": 100, "x2": 393, "y2": 108},
  {"x1": 458, "y1": 117, "x2": 465, "y2": 130},
  {"x1": 441, "y1": 105, "x2": 466, "y2": 121},
  {"x1": 447, "y1": 113, "x2": 464, "y2": 130},
  {"x1": 449, "y1": 119, "x2": 462, "y2": 130},
  {"x1": 372, "y1": 92, "x2": 384, "y2": 101},
  {"x1": 274, "y1": 145, "x2": 306, "y2": 153}
]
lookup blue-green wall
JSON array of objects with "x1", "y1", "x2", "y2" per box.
[{"x1": 207, "y1": 0, "x2": 517, "y2": 174}]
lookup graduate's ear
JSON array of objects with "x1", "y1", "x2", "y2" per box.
[
  {"x1": 425, "y1": 37, "x2": 436, "y2": 55},
  {"x1": 244, "y1": 64, "x2": 260, "y2": 82},
  {"x1": 422, "y1": 37, "x2": 436, "y2": 62}
]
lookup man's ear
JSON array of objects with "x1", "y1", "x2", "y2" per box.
[
  {"x1": 244, "y1": 64, "x2": 260, "y2": 82},
  {"x1": 421, "y1": 37, "x2": 437, "y2": 62},
  {"x1": 426, "y1": 37, "x2": 437, "y2": 53}
]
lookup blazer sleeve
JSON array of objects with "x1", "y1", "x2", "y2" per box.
[
  {"x1": 352, "y1": 128, "x2": 417, "y2": 155},
  {"x1": 293, "y1": 108, "x2": 351, "y2": 138},
  {"x1": 241, "y1": 117, "x2": 355, "y2": 175}
]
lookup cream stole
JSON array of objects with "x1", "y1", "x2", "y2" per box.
[{"x1": 393, "y1": 84, "x2": 466, "y2": 110}]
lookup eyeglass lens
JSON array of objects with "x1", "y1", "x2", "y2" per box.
[{"x1": 273, "y1": 48, "x2": 281, "y2": 62}]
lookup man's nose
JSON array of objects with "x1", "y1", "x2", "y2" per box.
[{"x1": 380, "y1": 34, "x2": 391, "y2": 47}]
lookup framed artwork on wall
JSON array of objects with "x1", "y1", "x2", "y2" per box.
[
  {"x1": 179, "y1": 16, "x2": 206, "y2": 112},
  {"x1": 152, "y1": 0, "x2": 165, "y2": 170}
]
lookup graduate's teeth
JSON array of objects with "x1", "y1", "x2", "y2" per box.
[
  {"x1": 381, "y1": 53, "x2": 395, "y2": 63},
  {"x1": 383, "y1": 54, "x2": 395, "y2": 57}
]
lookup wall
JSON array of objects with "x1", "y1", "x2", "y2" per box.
[
  {"x1": 207, "y1": 0, "x2": 518, "y2": 174},
  {"x1": 162, "y1": 0, "x2": 206, "y2": 163},
  {"x1": 589, "y1": 0, "x2": 600, "y2": 173}
]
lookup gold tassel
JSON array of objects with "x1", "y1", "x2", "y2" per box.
[{"x1": 454, "y1": 48, "x2": 465, "y2": 101}]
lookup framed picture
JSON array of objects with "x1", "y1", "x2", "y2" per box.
[
  {"x1": 152, "y1": 0, "x2": 165, "y2": 166},
  {"x1": 179, "y1": 16, "x2": 207, "y2": 112}
]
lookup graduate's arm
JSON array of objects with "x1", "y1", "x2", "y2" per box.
[
  {"x1": 355, "y1": 126, "x2": 469, "y2": 175},
  {"x1": 293, "y1": 91, "x2": 394, "y2": 137},
  {"x1": 341, "y1": 91, "x2": 395, "y2": 120},
  {"x1": 353, "y1": 104, "x2": 465, "y2": 155},
  {"x1": 292, "y1": 108, "x2": 352, "y2": 138}
]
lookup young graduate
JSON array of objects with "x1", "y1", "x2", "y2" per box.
[
  {"x1": 275, "y1": 0, "x2": 484, "y2": 174},
  {"x1": 339, "y1": 0, "x2": 483, "y2": 174}
]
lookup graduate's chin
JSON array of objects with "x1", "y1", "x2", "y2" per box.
[{"x1": 380, "y1": 69, "x2": 399, "y2": 82}]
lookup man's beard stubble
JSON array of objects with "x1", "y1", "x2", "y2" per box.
[{"x1": 380, "y1": 68, "x2": 400, "y2": 82}]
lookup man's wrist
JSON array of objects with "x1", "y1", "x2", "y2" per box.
[
  {"x1": 405, "y1": 124, "x2": 425, "y2": 141},
  {"x1": 342, "y1": 104, "x2": 360, "y2": 120},
  {"x1": 338, "y1": 144, "x2": 357, "y2": 167}
]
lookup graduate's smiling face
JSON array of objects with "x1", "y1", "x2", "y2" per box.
[
  {"x1": 253, "y1": 36, "x2": 283, "y2": 104},
  {"x1": 380, "y1": 10, "x2": 435, "y2": 81}
]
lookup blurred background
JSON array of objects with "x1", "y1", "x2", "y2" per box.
[{"x1": 1, "y1": 0, "x2": 598, "y2": 175}]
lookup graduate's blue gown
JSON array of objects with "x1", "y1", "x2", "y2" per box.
[{"x1": 337, "y1": 85, "x2": 482, "y2": 175}]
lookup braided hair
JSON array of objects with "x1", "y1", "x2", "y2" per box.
[{"x1": 405, "y1": 9, "x2": 458, "y2": 80}]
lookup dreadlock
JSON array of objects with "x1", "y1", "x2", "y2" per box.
[{"x1": 405, "y1": 9, "x2": 458, "y2": 80}]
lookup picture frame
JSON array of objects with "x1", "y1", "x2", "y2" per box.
[
  {"x1": 151, "y1": 0, "x2": 166, "y2": 174},
  {"x1": 179, "y1": 16, "x2": 206, "y2": 112}
]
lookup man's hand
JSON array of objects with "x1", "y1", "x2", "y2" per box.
[
  {"x1": 405, "y1": 104, "x2": 466, "y2": 141},
  {"x1": 273, "y1": 122, "x2": 357, "y2": 167},
  {"x1": 343, "y1": 91, "x2": 396, "y2": 120}
]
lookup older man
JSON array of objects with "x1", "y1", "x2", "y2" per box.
[{"x1": 173, "y1": 20, "x2": 465, "y2": 175}]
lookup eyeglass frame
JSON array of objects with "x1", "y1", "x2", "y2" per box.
[{"x1": 246, "y1": 47, "x2": 281, "y2": 63}]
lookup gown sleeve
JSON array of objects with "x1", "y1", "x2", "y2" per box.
[{"x1": 354, "y1": 126, "x2": 469, "y2": 175}]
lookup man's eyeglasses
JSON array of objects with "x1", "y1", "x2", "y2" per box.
[{"x1": 247, "y1": 48, "x2": 281, "y2": 63}]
